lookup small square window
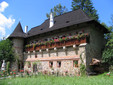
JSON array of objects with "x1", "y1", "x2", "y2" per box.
[
  {"x1": 73, "y1": 60, "x2": 78, "y2": 67},
  {"x1": 57, "y1": 61, "x2": 61, "y2": 68},
  {"x1": 49, "y1": 61, "x2": 53, "y2": 68},
  {"x1": 35, "y1": 55, "x2": 37, "y2": 58},
  {"x1": 35, "y1": 53, "x2": 37, "y2": 58}
]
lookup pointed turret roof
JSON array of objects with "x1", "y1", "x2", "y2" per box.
[{"x1": 9, "y1": 22, "x2": 25, "y2": 38}]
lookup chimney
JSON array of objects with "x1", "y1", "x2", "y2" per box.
[
  {"x1": 49, "y1": 13, "x2": 54, "y2": 28},
  {"x1": 25, "y1": 26, "x2": 28, "y2": 33}
]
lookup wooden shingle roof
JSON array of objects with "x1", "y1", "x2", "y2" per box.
[
  {"x1": 9, "y1": 9, "x2": 109, "y2": 39},
  {"x1": 9, "y1": 22, "x2": 25, "y2": 38},
  {"x1": 27, "y1": 9, "x2": 93, "y2": 37}
]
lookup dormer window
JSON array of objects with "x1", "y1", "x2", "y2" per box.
[
  {"x1": 66, "y1": 21, "x2": 70, "y2": 23},
  {"x1": 54, "y1": 21, "x2": 56, "y2": 23}
]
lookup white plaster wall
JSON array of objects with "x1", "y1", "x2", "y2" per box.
[
  {"x1": 43, "y1": 51, "x2": 49, "y2": 58},
  {"x1": 37, "y1": 52, "x2": 42, "y2": 58},
  {"x1": 50, "y1": 50, "x2": 57, "y2": 57},
  {"x1": 58, "y1": 48, "x2": 66, "y2": 57}
]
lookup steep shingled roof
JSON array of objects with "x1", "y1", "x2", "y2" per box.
[
  {"x1": 9, "y1": 9, "x2": 109, "y2": 38},
  {"x1": 9, "y1": 22, "x2": 25, "y2": 38},
  {"x1": 27, "y1": 9, "x2": 93, "y2": 37}
]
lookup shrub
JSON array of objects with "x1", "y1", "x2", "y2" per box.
[
  {"x1": 6, "y1": 61, "x2": 10, "y2": 74},
  {"x1": 80, "y1": 64, "x2": 86, "y2": 76}
]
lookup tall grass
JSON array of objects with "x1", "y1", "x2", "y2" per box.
[{"x1": 0, "y1": 73, "x2": 113, "y2": 85}]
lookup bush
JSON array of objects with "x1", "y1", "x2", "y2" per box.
[
  {"x1": 6, "y1": 62, "x2": 10, "y2": 74},
  {"x1": 109, "y1": 65, "x2": 113, "y2": 73},
  {"x1": 80, "y1": 64, "x2": 86, "y2": 76}
]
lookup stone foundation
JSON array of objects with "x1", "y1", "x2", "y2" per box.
[{"x1": 24, "y1": 60, "x2": 80, "y2": 76}]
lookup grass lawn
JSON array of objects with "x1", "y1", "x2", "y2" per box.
[{"x1": 0, "y1": 73, "x2": 113, "y2": 85}]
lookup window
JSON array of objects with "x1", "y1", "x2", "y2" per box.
[
  {"x1": 35, "y1": 52, "x2": 37, "y2": 58},
  {"x1": 35, "y1": 53, "x2": 37, "y2": 58},
  {"x1": 49, "y1": 61, "x2": 53, "y2": 68},
  {"x1": 28, "y1": 62, "x2": 31, "y2": 68},
  {"x1": 66, "y1": 21, "x2": 69, "y2": 23},
  {"x1": 73, "y1": 60, "x2": 78, "y2": 67},
  {"x1": 57, "y1": 61, "x2": 61, "y2": 68}
]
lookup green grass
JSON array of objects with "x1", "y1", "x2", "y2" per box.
[{"x1": 0, "y1": 73, "x2": 113, "y2": 85}]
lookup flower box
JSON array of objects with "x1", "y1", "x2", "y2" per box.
[
  {"x1": 40, "y1": 45, "x2": 46, "y2": 49},
  {"x1": 25, "y1": 33, "x2": 89, "y2": 51},
  {"x1": 80, "y1": 37, "x2": 86, "y2": 43},
  {"x1": 60, "y1": 41, "x2": 65, "y2": 47},
  {"x1": 35, "y1": 45, "x2": 40, "y2": 50},
  {"x1": 50, "y1": 43, "x2": 56, "y2": 48}
]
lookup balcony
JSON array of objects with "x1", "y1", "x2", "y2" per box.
[{"x1": 25, "y1": 33, "x2": 89, "y2": 52}]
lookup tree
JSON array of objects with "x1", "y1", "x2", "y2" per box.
[
  {"x1": 102, "y1": 15, "x2": 113, "y2": 65},
  {"x1": 46, "y1": 3, "x2": 68, "y2": 18},
  {"x1": 71, "y1": 0, "x2": 99, "y2": 21},
  {"x1": 0, "y1": 39, "x2": 15, "y2": 64},
  {"x1": 101, "y1": 22, "x2": 112, "y2": 40}
]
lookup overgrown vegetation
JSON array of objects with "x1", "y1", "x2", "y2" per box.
[
  {"x1": 6, "y1": 62, "x2": 10, "y2": 74},
  {"x1": 102, "y1": 15, "x2": 113, "y2": 67},
  {"x1": 80, "y1": 51, "x2": 86, "y2": 76}
]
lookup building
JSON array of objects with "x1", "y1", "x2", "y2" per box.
[{"x1": 9, "y1": 9, "x2": 108, "y2": 76}]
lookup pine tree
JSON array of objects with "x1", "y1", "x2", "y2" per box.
[
  {"x1": 71, "y1": 0, "x2": 99, "y2": 21},
  {"x1": 46, "y1": 4, "x2": 68, "y2": 18}
]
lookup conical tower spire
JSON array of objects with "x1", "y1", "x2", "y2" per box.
[{"x1": 9, "y1": 22, "x2": 25, "y2": 38}]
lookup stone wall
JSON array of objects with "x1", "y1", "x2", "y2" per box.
[
  {"x1": 23, "y1": 23, "x2": 105, "y2": 75},
  {"x1": 23, "y1": 24, "x2": 88, "y2": 76},
  {"x1": 11, "y1": 38, "x2": 24, "y2": 70},
  {"x1": 86, "y1": 24, "x2": 105, "y2": 69},
  {"x1": 24, "y1": 45, "x2": 86, "y2": 76},
  {"x1": 24, "y1": 45, "x2": 86, "y2": 60}
]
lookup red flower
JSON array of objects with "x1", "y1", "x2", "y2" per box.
[
  {"x1": 12, "y1": 70, "x2": 16, "y2": 71},
  {"x1": 3, "y1": 70, "x2": 5, "y2": 73},
  {"x1": 20, "y1": 70, "x2": 24, "y2": 72},
  {"x1": 13, "y1": 72, "x2": 16, "y2": 75}
]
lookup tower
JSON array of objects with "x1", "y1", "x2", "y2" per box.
[{"x1": 9, "y1": 22, "x2": 25, "y2": 71}]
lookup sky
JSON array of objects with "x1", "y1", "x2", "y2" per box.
[{"x1": 0, "y1": 0, "x2": 113, "y2": 39}]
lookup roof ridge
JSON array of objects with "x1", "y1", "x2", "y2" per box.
[
  {"x1": 53, "y1": 9, "x2": 81, "y2": 18},
  {"x1": 79, "y1": 9, "x2": 93, "y2": 20}
]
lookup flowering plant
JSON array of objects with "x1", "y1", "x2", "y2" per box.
[
  {"x1": 25, "y1": 33, "x2": 88, "y2": 50},
  {"x1": 12, "y1": 69, "x2": 16, "y2": 77},
  {"x1": 0, "y1": 70, "x2": 7, "y2": 77},
  {"x1": 19, "y1": 69, "x2": 24, "y2": 77},
  {"x1": 20, "y1": 69, "x2": 24, "y2": 73}
]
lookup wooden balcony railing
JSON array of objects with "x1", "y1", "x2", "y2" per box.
[{"x1": 25, "y1": 36, "x2": 88, "y2": 52}]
